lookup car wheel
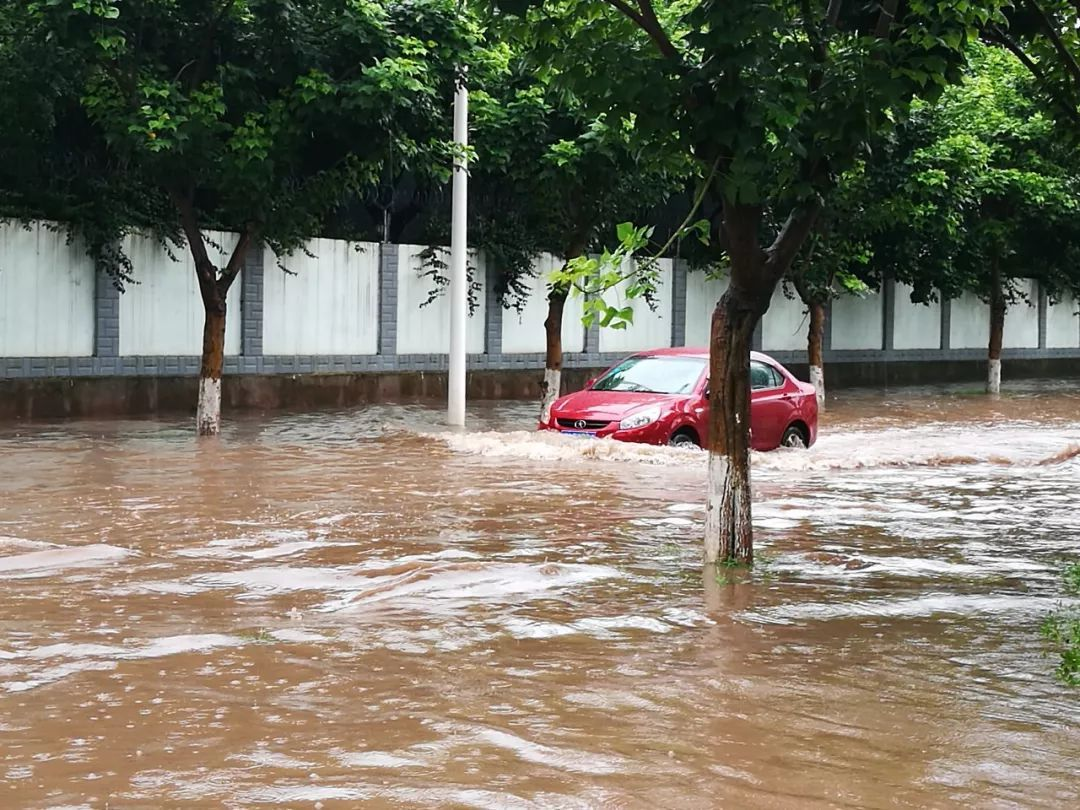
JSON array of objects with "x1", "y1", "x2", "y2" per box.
[
  {"x1": 668, "y1": 430, "x2": 700, "y2": 449},
  {"x1": 780, "y1": 425, "x2": 808, "y2": 449}
]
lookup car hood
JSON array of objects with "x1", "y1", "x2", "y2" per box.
[{"x1": 551, "y1": 390, "x2": 685, "y2": 422}]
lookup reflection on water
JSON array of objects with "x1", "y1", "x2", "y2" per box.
[{"x1": 1, "y1": 381, "x2": 1079, "y2": 808}]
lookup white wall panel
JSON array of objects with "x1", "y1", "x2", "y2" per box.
[
  {"x1": 1047, "y1": 292, "x2": 1080, "y2": 348},
  {"x1": 396, "y1": 245, "x2": 486, "y2": 354},
  {"x1": 500, "y1": 254, "x2": 584, "y2": 354},
  {"x1": 119, "y1": 231, "x2": 241, "y2": 356},
  {"x1": 762, "y1": 286, "x2": 808, "y2": 352},
  {"x1": 598, "y1": 259, "x2": 673, "y2": 353},
  {"x1": 893, "y1": 284, "x2": 941, "y2": 350},
  {"x1": 1002, "y1": 280, "x2": 1039, "y2": 349},
  {"x1": 263, "y1": 239, "x2": 378, "y2": 355},
  {"x1": 831, "y1": 290, "x2": 883, "y2": 350},
  {"x1": 684, "y1": 271, "x2": 728, "y2": 347},
  {"x1": 0, "y1": 221, "x2": 95, "y2": 357},
  {"x1": 949, "y1": 292, "x2": 991, "y2": 349}
]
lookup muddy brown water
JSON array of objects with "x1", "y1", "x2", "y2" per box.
[{"x1": 1, "y1": 381, "x2": 1079, "y2": 808}]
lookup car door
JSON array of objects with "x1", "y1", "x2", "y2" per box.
[{"x1": 749, "y1": 361, "x2": 790, "y2": 450}]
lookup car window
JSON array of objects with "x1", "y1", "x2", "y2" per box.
[
  {"x1": 750, "y1": 361, "x2": 783, "y2": 390},
  {"x1": 591, "y1": 356, "x2": 706, "y2": 394}
]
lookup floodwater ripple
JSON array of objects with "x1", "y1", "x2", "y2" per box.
[{"x1": 0, "y1": 383, "x2": 1078, "y2": 808}]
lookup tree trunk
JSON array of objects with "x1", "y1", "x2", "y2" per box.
[
  {"x1": 988, "y1": 256, "x2": 1005, "y2": 395},
  {"x1": 197, "y1": 281, "x2": 227, "y2": 436},
  {"x1": 173, "y1": 193, "x2": 254, "y2": 436},
  {"x1": 703, "y1": 290, "x2": 760, "y2": 564},
  {"x1": 808, "y1": 299, "x2": 826, "y2": 409},
  {"x1": 703, "y1": 198, "x2": 820, "y2": 566},
  {"x1": 539, "y1": 237, "x2": 587, "y2": 424},
  {"x1": 540, "y1": 288, "x2": 568, "y2": 424}
]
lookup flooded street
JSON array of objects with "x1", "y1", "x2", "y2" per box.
[{"x1": 1, "y1": 382, "x2": 1078, "y2": 809}]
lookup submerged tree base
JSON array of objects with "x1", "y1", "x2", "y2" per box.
[
  {"x1": 987, "y1": 358, "x2": 1002, "y2": 394},
  {"x1": 539, "y1": 367, "x2": 560, "y2": 424},
  {"x1": 709, "y1": 553, "x2": 777, "y2": 586},
  {"x1": 197, "y1": 377, "x2": 222, "y2": 436}
]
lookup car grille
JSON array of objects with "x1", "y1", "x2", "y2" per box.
[{"x1": 556, "y1": 418, "x2": 611, "y2": 430}]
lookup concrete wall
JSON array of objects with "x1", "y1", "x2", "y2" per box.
[
  {"x1": 598, "y1": 258, "x2": 673, "y2": 353},
  {"x1": 263, "y1": 239, "x2": 379, "y2": 356},
  {"x1": 893, "y1": 284, "x2": 941, "y2": 350},
  {"x1": 831, "y1": 289, "x2": 883, "y2": 350},
  {"x1": 500, "y1": 254, "x2": 585, "y2": 354},
  {"x1": 684, "y1": 272, "x2": 727, "y2": 347},
  {"x1": 762, "y1": 287, "x2": 809, "y2": 352},
  {"x1": 2, "y1": 221, "x2": 1079, "y2": 386},
  {"x1": 949, "y1": 292, "x2": 991, "y2": 350},
  {"x1": 396, "y1": 244, "x2": 486, "y2": 354},
  {"x1": 1047, "y1": 292, "x2": 1080, "y2": 348},
  {"x1": 948, "y1": 284, "x2": 1040, "y2": 351},
  {"x1": 0, "y1": 221, "x2": 95, "y2": 357},
  {"x1": 119, "y1": 231, "x2": 242, "y2": 356},
  {"x1": 1002, "y1": 280, "x2": 1039, "y2": 349}
]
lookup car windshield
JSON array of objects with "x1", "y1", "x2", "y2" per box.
[{"x1": 591, "y1": 356, "x2": 705, "y2": 394}]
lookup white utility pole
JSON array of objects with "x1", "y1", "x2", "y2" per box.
[{"x1": 448, "y1": 64, "x2": 468, "y2": 427}]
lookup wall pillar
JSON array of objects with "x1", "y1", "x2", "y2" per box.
[
  {"x1": 94, "y1": 270, "x2": 120, "y2": 359},
  {"x1": 583, "y1": 314, "x2": 600, "y2": 355},
  {"x1": 882, "y1": 277, "x2": 896, "y2": 351},
  {"x1": 378, "y1": 242, "x2": 398, "y2": 356},
  {"x1": 940, "y1": 295, "x2": 952, "y2": 350},
  {"x1": 1038, "y1": 282, "x2": 1048, "y2": 350},
  {"x1": 484, "y1": 259, "x2": 503, "y2": 356},
  {"x1": 671, "y1": 259, "x2": 688, "y2": 347},
  {"x1": 240, "y1": 242, "x2": 264, "y2": 357},
  {"x1": 823, "y1": 298, "x2": 834, "y2": 353}
]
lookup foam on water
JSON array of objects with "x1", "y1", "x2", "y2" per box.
[
  {"x1": 441, "y1": 429, "x2": 702, "y2": 465},
  {"x1": 317, "y1": 561, "x2": 623, "y2": 613},
  {"x1": 0, "y1": 544, "x2": 133, "y2": 578},
  {"x1": 440, "y1": 425, "x2": 1080, "y2": 474}
]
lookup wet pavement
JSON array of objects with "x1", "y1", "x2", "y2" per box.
[{"x1": 1, "y1": 381, "x2": 1078, "y2": 808}]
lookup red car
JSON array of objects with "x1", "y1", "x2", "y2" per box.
[{"x1": 539, "y1": 348, "x2": 818, "y2": 450}]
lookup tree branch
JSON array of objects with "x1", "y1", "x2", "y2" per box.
[
  {"x1": 765, "y1": 198, "x2": 824, "y2": 283},
  {"x1": 723, "y1": 202, "x2": 765, "y2": 276},
  {"x1": 875, "y1": 0, "x2": 899, "y2": 39},
  {"x1": 987, "y1": 25, "x2": 1080, "y2": 127},
  {"x1": 826, "y1": 0, "x2": 844, "y2": 28},
  {"x1": 188, "y1": 0, "x2": 237, "y2": 89},
  {"x1": 220, "y1": 224, "x2": 255, "y2": 290},
  {"x1": 1024, "y1": 0, "x2": 1080, "y2": 97},
  {"x1": 602, "y1": 0, "x2": 680, "y2": 61},
  {"x1": 171, "y1": 189, "x2": 214, "y2": 283}
]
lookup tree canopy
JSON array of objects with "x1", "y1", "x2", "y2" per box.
[
  {"x1": 1, "y1": 0, "x2": 480, "y2": 283},
  {"x1": 861, "y1": 43, "x2": 1080, "y2": 305}
]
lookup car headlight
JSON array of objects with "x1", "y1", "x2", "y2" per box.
[{"x1": 619, "y1": 406, "x2": 661, "y2": 430}]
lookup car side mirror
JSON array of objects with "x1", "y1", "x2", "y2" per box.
[{"x1": 585, "y1": 377, "x2": 596, "y2": 389}]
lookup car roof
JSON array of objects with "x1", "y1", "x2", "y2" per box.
[{"x1": 633, "y1": 347, "x2": 775, "y2": 363}]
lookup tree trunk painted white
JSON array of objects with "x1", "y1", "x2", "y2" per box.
[
  {"x1": 987, "y1": 358, "x2": 1002, "y2": 395},
  {"x1": 704, "y1": 451, "x2": 751, "y2": 564},
  {"x1": 196, "y1": 376, "x2": 222, "y2": 436},
  {"x1": 540, "y1": 367, "x2": 561, "y2": 424},
  {"x1": 809, "y1": 364, "x2": 825, "y2": 409}
]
